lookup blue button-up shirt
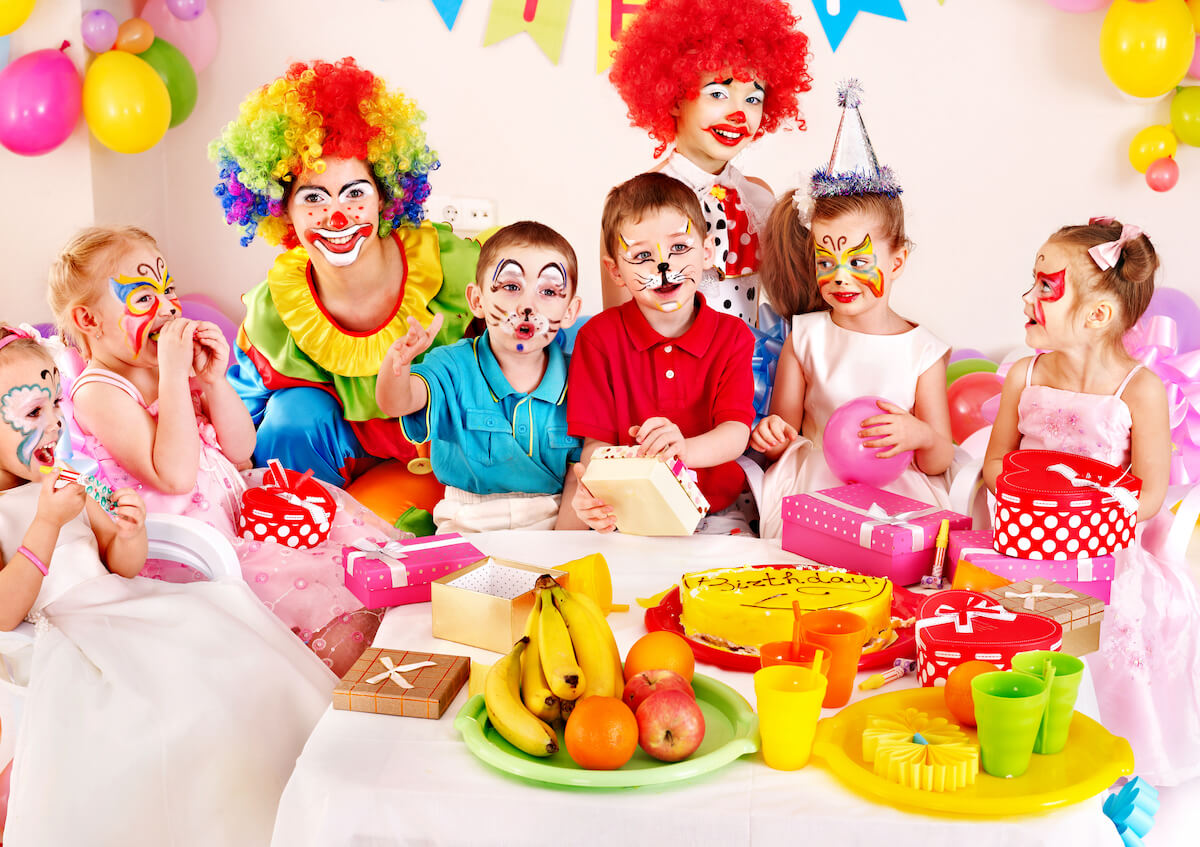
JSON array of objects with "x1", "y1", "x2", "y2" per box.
[{"x1": 401, "y1": 332, "x2": 581, "y2": 495}]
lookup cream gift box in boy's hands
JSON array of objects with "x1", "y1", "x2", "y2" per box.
[
  {"x1": 431, "y1": 558, "x2": 568, "y2": 653},
  {"x1": 580, "y1": 446, "x2": 711, "y2": 536}
]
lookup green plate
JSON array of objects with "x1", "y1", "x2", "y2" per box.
[{"x1": 454, "y1": 673, "x2": 759, "y2": 788}]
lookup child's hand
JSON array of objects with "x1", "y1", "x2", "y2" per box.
[
  {"x1": 156, "y1": 319, "x2": 198, "y2": 381},
  {"x1": 191, "y1": 322, "x2": 230, "y2": 385},
  {"x1": 570, "y1": 464, "x2": 616, "y2": 532},
  {"x1": 859, "y1": 400, "x2": 932, "y2": 458},
  {"x1": 108, "y1": 488, "x2": 147, "y2": 538},
  {"x1": 35, "y1": 469, "x2": 86, "y2": 528},
  {"x1": 630, "y1": 417, "x2": 686, "y2": 463},
  {"x1": 749, "y1": 414, "x2": 798, "y2": 456},
  {"x1": 383, "y1": 314, "x2": 445, "y2": 375}
]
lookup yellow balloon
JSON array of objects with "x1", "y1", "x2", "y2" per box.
[
  {"x1": 83, "y1": 51, "x2": 171, "y2": 155},
  {"x1": 1129, "y1": 125, "x2": 1179, "y2": 172},
  {"x1": 1101, "y1": 0, "x2": 1196, "y2": 98},
  {"x1": 0, "y1": 0, "x2": 36, "y2": 37}
]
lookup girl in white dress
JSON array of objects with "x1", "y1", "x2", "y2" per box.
[
  {"x1": 752, "y1": 189, "x2": 954, "y2": 539},
  {"x1": 0, "y1": 327, "x2": 333, "y2": 846}
]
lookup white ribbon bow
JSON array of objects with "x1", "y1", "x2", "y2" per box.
[
  {"x1": 805, "y1": 491, "x2": 941, "y2": 549},
  {"x1": 915, "y1": 606, "x2": 1017, "y2": 636},
  {"x1": 366, "y1": 656, "x2": 437, "y2": 688},
  {"x1": 1047, "y1": 463, "x2": 1140, "y2": 515},
  {"x1": 1004, "y1": 582, "x2": 1075, "y2": 611},
  {"x1": 273, "y1": 490, "x2": 330, "y2": 526}
]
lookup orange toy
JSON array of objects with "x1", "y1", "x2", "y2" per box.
[
  {"x1": 943, "y1": 660, "x2": 997, "y2": 727},
  {"x1": 345, "y1": 446, "x2": 444, "y2": 526},
  {"x1": 950, "y1": 560, "x2": 1012, "y2": 593},
  {"x1": 564, "y1": 696, "x2": 639, "y2": 770},
  {"x1": 623, "y1": 631, "x2": 695, "y2": 683}
]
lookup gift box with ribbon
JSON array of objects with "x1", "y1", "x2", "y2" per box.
[
  {"x1": 333, "y1": 648, "x2": 469, "y2": 719},
  {"x1": 237, "y1": 460, "x2": 336, "y2": 549},
  {"x1": 342, "y1": 533, "x2": 485, "y2": 610},
  {"x1": 915, "y1": 590, "x2": 1063, "y2": 686},
  {"x1": 580, "y1": 446, "x2": 711, "y2": 536},
  {"x1": 948, "y1": 530, "x2": 1115, "y2": 604},
  {"x1": 781, "y1": 485, "x2": 971, "y2": 585},
  {"x1": 994, "y1": 450, "x2": 1141, "y2": 560},
  {"x1": 984, "y1": 578, "x2": 1105, "y2": 656}
]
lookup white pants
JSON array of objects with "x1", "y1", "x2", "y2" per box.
[{"x1": 432, "y1": 486, "x2": 561, "y2": 533}]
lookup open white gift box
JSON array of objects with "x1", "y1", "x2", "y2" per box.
[{"x1": 431, "y1": 557, "x2": 568, "y2": 653}]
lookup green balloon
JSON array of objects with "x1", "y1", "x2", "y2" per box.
[
  {"x1": 1170, "y1": 86, "x2": 1200, "y2": 148},
  {"x1": 946, "y1": 358, "x2": 998, "y2": 387},
  {"x1": 138, "y1": 37, "x2": 197, "y2": 128}
]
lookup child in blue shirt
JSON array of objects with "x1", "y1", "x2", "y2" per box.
[{"x1": 377, "y1": 221, "x2": 586, "y2": 531}]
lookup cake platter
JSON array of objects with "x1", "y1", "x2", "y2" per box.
[{"x1": 643, "y1": 565, "x2": 922, "y2": 673}]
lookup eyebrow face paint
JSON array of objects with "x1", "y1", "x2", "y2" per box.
[
  {"x1": 814, "y1": 234, "x2": 884, "y2": 298},
  {"x1": 109, "y1": 256, "x2": 180, "y2": 357},
  {"x1": 0, "y1": 367, "x2": 61, "y2": 469},
  {"x1": 1025, "y1": 268, "x2": 1067, "y2": 326},
  {"x1": 483, "y1": 255, "x2": 573, "y2": 348}
]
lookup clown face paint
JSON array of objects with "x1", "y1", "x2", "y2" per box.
[
  {"x1": 109, "y1": 255, "x2": 181, "y2": 358},
  {"x1": 287, "y1": 158, "x2": 382, "y2": 268},
  {"x1": 0, "y1": 365, "x2": 62, "y2": 471},
  {"x1": 815, "y1": 233, "x2": 885, "y2": 300},
  {"x1": 674, "y1": 74, "x2": 766, "y2": 172},
  {"x1": 614, "y1": 211, "x2": 704, "y2": 313},
  {"x1": 479, "y1": 245, "x2": 578, "y2": 354}
]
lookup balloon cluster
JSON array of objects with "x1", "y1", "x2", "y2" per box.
[
  {"x1": 1050, "y1": 0, "x2": 1199, "y2": 192},
  {"x1": 0, "y1": 0, "x2": 219, "y2": 157}
]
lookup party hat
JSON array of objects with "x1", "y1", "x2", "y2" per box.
[{"x1": 811, "y1": 80, "x2": 902, "y2": 198}]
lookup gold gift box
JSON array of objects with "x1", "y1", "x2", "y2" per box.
[
  {"x1": 332, "y1": 648, "x2": 469, "y2": 719},
  {"x1": 985, "y1": 578, "x2": 1105, "y2": 656},
  {"x1": 431, "y1": 557, "x2": 568, "y2": 653},
  {"x1": 581, "y1": 449, "x2": 709, "y2": 536}
]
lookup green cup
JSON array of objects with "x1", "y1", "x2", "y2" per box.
[
  {"x1": 971, "y1": 671, "x2": 1047, "y2": 778},
  {"x1": 1012, "y1": 650, "x2": 1085, "y2": 755}
]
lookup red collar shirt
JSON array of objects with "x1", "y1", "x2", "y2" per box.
[{"x1": 567, "y1": 296, "x2": 755, "y2": 512}]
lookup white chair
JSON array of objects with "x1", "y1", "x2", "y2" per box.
[{"x1": 0, "y1": 514, "x2": 243, "y2": 771}]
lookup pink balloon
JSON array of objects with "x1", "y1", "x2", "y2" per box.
[
  {"x1": 1189, "y1": 35, "x2": 1200, "y2": 81},
  {"x1": 823, "y1": 396, "x2": 914, "y2": 487},
  {"x1": 1145, "y1": 156, "x2": 1180, "y2": 192},
  {"x1": 1042, "y1": 0, "x2": 1110, "y2": 10},
  {"x1": 179, "y1": 295, "x2": 238, "y2": 365},
  {"x1": 0, "y1": 44, "x2": 82, "y2": 156},
  {"x1": 166, "y1": 0, "x2": 206, "y2": 21},
  {"x1": 140, "y1": 0, "x2": 218, "y2": 73},
  {"x1": 81, "y1": 9, "x2": 119, "y2": 52}
]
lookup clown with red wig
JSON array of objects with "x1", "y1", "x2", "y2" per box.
[
  {"x1": 606, "y1": 0, "x2": 811, "y2": 328},
  {"x1": 211, "y1": 58, "x2": 477, "y2": 486}
]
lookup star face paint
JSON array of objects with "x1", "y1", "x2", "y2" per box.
[
  {"x1": 1024, "y1": 268, "x2": 1066, "y2": 326},
  {"x1": 0, "y1": 366, "x2": 62, "y2": 470},
  {"x1": 617, "y1": 216, "x2": 702, "y2": 312},
  {"x1": 109, "y1": 256, "x2": 181, "y2": 358},
  {"x1": 814, "y1": 233, "x2": 885, "y2": 300},
  {"x1": 481, "y1": 251, "x2": 575, "y2": 352}
]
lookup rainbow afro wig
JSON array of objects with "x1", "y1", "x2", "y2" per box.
[
  {"x1": 210, "y1": 57, "x2": 438, "y2": 248},
  {"x1": 609, "y1": 0, "x2": 812, "y2": 157}
]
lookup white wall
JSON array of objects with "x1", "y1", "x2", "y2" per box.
[{"x1": 2, "y1": 0, "x2": 1198, "y2": 357}]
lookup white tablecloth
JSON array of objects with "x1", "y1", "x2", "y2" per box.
[{"x1": 271, "y1": 531, "x2": 1122, "y2": 847}]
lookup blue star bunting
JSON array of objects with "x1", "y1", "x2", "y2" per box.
[{"x1": 810, "y1": 0, "x2": 907, "y2": 52}]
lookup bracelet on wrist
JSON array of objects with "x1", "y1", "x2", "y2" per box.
[{"x1": 17, "y1": 545, "x2": 48, "y2": 576}]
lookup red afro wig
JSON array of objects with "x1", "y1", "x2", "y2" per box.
[{"x1": 609, "y1": 0, "x2": 812, "y2": 156}]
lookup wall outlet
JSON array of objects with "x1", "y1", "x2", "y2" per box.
[{"x1": 424, "y1": 195, "x2": 497, "y2": 236}]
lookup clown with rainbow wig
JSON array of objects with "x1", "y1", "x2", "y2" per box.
[{"x1": 211, "y1": 58, "x2": 477, "y2": 485}]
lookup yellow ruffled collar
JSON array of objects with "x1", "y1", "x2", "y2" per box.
[{"x1": 268, "y1": 228, "x2": 444, "y2": 377}]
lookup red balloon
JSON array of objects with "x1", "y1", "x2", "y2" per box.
[
  {"x1": 948, "y1": 371, "x2": 1003, "y2": 444},
  {"x1": 1145, "y1": 156, "x2": 1179, "y2": 192}
]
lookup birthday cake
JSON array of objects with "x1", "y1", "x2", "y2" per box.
[{"x1": 679, "y1": 566, "x2": 894, "y2": 655}]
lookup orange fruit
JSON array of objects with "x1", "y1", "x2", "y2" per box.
[
  {"x1": 623, "y1": 631, "x2": 695, "y2": 683},
  {"x1": 564, "y1": 696, "x2": 638, "y2": 770},
  {"x1": 944, "y1": 660, "x2": 996, "y2": 727}
]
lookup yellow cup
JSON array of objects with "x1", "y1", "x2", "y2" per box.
[
  {"x1": 754, "y1": 665, "x2": 828, "y2": 770},
  {"x1": 555, "y1": 553, "x2": 628, "y2": 613}
]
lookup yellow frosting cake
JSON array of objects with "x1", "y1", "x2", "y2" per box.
[{"x1": 679, "y1": 566, "x2": 894, "y2": 655}]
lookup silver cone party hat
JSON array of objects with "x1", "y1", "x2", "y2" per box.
[{"x1": 811, "y1": 80, "x2": 902, "y2": 198}]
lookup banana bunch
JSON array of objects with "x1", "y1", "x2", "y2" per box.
[{"x1": 482, "y1": 574, "x2": 623, "y2": 757}]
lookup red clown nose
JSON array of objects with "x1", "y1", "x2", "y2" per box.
[{"x1": 329, "y1": 211, "x2": 349, "y2": 229}]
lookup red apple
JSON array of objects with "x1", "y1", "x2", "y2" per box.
[
  {"x1": 622, "y1": 669, "x2": 694, "y2": 712},
  {"x1": 635, "y1": 689, "x2": 705, "y2": 762}
]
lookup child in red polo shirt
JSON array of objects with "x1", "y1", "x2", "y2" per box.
[{"x1": 568, "y1": 173, "x2": 755, "y2": 532}]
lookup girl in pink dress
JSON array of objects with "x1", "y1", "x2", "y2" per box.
[
  {"x1": 984, "y1": 218, "x2": 1200, "y2": 786},
  {"x1": 47, "y1": 226, "x2": 395, "y2": 676}
]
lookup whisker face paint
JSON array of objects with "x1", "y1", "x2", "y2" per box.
[
  {"x1": 482, "y1": 250, "x2": 575, "y2": 350},
  {"x1": 618, "y1": 217, "x2": 701, "y2": 311},
  {"x1": 109, "y1": 256, "x2": 180, "y2": 358}
]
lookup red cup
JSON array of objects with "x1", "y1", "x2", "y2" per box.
[{"x1": 759, "y1": 641, "x2": 831, "y2": 676}]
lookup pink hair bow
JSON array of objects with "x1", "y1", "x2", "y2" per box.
[
  {"x1": 1088, "y1": 223, "x2": 1142, "y2": 271},
  {"x1": 0, "y1": 325, "x2": 32, "y2": 353}
]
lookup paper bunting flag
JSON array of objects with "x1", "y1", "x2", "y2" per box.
[
  {"x1": 485, "y1": 0, "x2": 576, "y2": 65},
  {"x1": 430, "y1": 0, "x2": 466, "y2": 29},
  {"x1": 810, "y1": 0, "x2": 908, "y2": 52},
  {"x1": 596, "y1": 0, "x2": 646, "y2": 73}
]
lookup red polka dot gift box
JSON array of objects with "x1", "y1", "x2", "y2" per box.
[
  {"x1": 915, "y1": 590, "x2": 1063, "y2": 686},
  {"x1": 237, "y1": 460, "x2": 335, "y2": 549},
  {"x1": 994, "y1": 450, "x2": 1141, "y2": 561},
  {"x1": 341, "y1": 533, "x2": 485, "y2": 610},
  {"x1": 781, "y1": 485, "x2": 971, "y2": 586}
]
